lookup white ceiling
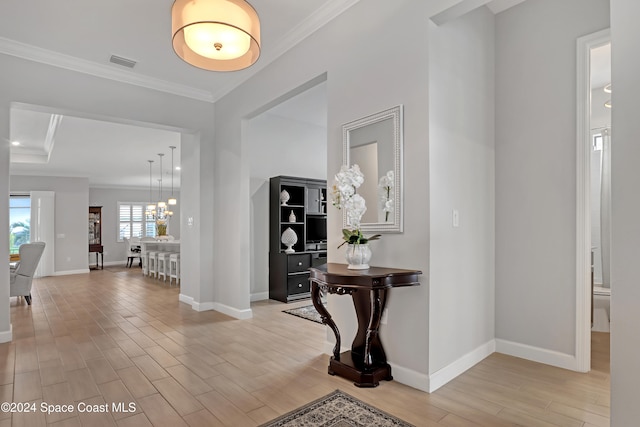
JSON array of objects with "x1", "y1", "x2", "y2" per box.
[
  {"x1": 10, "y1": 106, "x2": 181, "y2": 189},
  {"x1": 2, "y1": 0, "x2": 351, "y2": 188},
  {"x1": 3, "y1": 0, "x2": 610, "y2": 188}
]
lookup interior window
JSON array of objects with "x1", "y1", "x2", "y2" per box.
[
  {"x1": 9, "y1": 195, "x2": 31, "y2": 254},
  {"x1": 118, "y1": 202, "x2": 156, "y2": 242}
]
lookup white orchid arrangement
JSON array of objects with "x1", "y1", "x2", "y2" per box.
[
  {"x1": 331, "y1": 164, "x2": 381, "y2": 248},
  {"x1": 378, "y1": 170, "x2": 394, "y2": 222}
]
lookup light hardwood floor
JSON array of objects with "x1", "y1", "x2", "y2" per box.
[{"x1": 1, "y1": 268, "x2": 609, "y2": 426}]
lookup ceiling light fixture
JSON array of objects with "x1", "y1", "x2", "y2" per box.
[
  {"x1": 168, "y1": 146, "x2": 177, "y2": 206},
  {"x1": 171, "y1": 0, "x2": 261, "y2": 71},
  {"x1": 147, "y1": 160, "x2": 156, "y2": 213},
  {"x1": 11, "y1": 141, "x2": 20, "y2": 146},
  {"x1": 157, "y1": 153, "x2": 166, "y2": 209}
]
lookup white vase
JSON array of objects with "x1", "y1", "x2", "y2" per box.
[
  {"x1": 280, "y1": 190, "x2": 290, "y2": 206},
  {"x1": 345, "y1": 243, "x2": 372, "y2": 270},
  {"x1": 281, "y1": 227, "x2": 298, "y2": 253},
  {"x1": 289, "y1": 210, "x2": 296, "y2": 222}
]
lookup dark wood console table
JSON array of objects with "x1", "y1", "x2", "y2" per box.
[{"x1": 309, "y1": 263, "x2": 421, "y2": 387}]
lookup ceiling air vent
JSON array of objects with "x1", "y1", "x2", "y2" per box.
[{"x1": 109, "y1": 55, "x2": 137, "y2": 69}]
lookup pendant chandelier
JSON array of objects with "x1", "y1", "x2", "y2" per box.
[
  {"x1": 168, "y1": 146, "x2": 177, "y2": 206},
  {"x1": 171, "y1": 0, "x2": 261, "y2": 72},
  {"x1": 145, "y1": 154, "x2": 173, "y2": 220},
  {"x1": 146, "y1": 160, "x2": 155, "y2": 213}
]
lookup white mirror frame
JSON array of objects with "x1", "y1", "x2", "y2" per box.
[{"x1": 342, "y1": 104, "x2": 403, "y2": 233}]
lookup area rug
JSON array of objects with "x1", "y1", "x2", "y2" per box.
[
  {"x1": 260, "y1": 389, "x2": 414, "y2": 427},
  {"x1": 282, "y1": 304, "x2": 323, "y2": 324}
]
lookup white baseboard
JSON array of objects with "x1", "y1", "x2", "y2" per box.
[
  {"x1": 178, "y1": 294, "x2": 253, "y2": 320},
  {"x1": 250, "y1": 291, "x2": 269, "y2": 302},
  {"x1": 322, "y1": 340, "x2": 429, "y2": 393},
  {"x1": 103, "y1": 261, "x2": 128, "y2": 267},
  {"x1": 52, "y1": 269, "x2": 90, "y2": 276},
  {"x1": 495, "y1": 338, "x2": 578, "y2": 371},
  {"x1": 0, "y1": 325, "x2": 12, "y2": 343},
  {"x1": 428, "y1": 339, "x2": 496, "y2": 392},
  {"x1": 322, "y1": 339, "x2": 493, "y2": 393},
  {"x1": 178, "y1": 294, "x2": 194, "y2": 305},
  {"x1": 211, "y1": 302, "x2": 253, "y2": 320},
  {"x1": 390, "y1": 362, "x2": 430, "y2": 392}
]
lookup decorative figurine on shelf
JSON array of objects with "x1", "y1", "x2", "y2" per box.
[
  {"x1": 280, "y1": 189, "x2": 290, "y2": 206},
  {"x1": 289, "y1": 210, "x2": 296, "y2": 222},
  {"x1": 281, "y1": 227, "x2": 298, "y2": 254}
]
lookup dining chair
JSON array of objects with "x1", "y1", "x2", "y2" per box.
[
  {"x1": 10, "y1": 242, "x2": 46, "y2": 305},
  {"x1": 125, "y1": 236, "x2": 142, "y2": 268}
]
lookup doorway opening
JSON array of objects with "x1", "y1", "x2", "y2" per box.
[{"x1": 576, "y1": 29, "x2": 611, "y2": 372}]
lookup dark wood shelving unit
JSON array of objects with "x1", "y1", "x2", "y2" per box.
[
  {"x1": 89, "y1": 206, "x2": 103, "y2": 270},
  {"x1": 269, "y1": 176, "x2": 327, "y2": 302}
]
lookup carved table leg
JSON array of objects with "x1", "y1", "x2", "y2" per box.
[
  {"x1": 364, "y1": 288, "x2": 385, "y2": 368},
  {"x1": 310, "y1": 281, "x2": 341, "y2": 360}
]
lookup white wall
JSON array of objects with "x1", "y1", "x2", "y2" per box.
[
  {"x1": 428, "y1": 6, "x2": 496, "y2": 381},
  {"x1": 247, "y1": 109, "x2": 327, "y2": 301},
  {"x1": 495, "y1": 0, "x2": 609, "y2": 360},
  {"x1": 0, "y1": 54, "x2": 215, "y2": 340},
  {"x1": 610, "y1": 0, "x2": 640, "y2": 424},
  {"x1": 89, "y1": 187, "x2": 181, "y2": 264},
  {"x1": 10, "y1": 175, "x2": 89, "y2": 274},
  {"x1": 214, "y1": 0, "x2": 439, "y2": 387}
]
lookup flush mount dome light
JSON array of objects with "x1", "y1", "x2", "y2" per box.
[{"x1": 172, "y1": 0, "x2": 260, "y2": 71}]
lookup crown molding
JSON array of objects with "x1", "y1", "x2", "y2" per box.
[
  {"x1": 211, "y1": 0, "x2": 361, "y2": 101},
  {"x1": 0, "y1": 0, "x2": 360, "y2": 104},
  {"x1": 0, "y1": 36, "x2": 215, "y2": 103}
]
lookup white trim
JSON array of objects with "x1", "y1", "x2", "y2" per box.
[
  {"x1": 0, "y1": 325, "x2": 12, "y2": 343},
  {"x1": 250, "y1": 291, "x2": 269, "y2": 302},
  {"x1": 390, "y1": 362, "x2": 430, "y2": 392},
  {"x1": 496, "y1": 338, "x2": 578, "y2": 371},
  {"x1": 428, "y1": 339, "x2": 495, "y2": 392},
  {"x1": 103, "y1": 261, "x2": 128, "y2": 267},
  {"x1": 211, "y1": 302, "x2": 253, "y2": 320},
  {"x1": 192, "y1": 301, "x2": 216, "y2": 312},
  {"x1": 0, "y1": 0, "x2": 360, "y2": 104},
  {"x1": 52, "y1": 269, "x2": 90, "y2": 276},
  {"x1": 178, "y1": 293, "x2": 194, "y2": 305},
  {"x1": 322, "y1": 340, "x2": 493, "y2": 393},
  {"x1": 210, "y1": 0, "x2": 361, "y2": 101},
  {"x1": 575, "y1": 28, "x2": 611, "y2": 373},
  {"x1": 178, "y1": 295, "x2": 253, "y2": 320},
  {"x1": 322, "y1": 341, "x2": 430, "y2": 391},
  {"x1": 0, "y1": 37, "x2": 214, "y2": 103}
]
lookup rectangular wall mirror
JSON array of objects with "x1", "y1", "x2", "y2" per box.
[{"x1": 343, "y1": 104, "x2": 403, "y2": 233}]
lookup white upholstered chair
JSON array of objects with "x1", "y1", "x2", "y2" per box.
[
  {"x1": 10, "y1": 242, "x2": 46, "y2": 305},
  {"x1": 124, "y1": 237, "x2": 142, "y2": 268}
]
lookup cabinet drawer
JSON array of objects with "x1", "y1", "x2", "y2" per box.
[
  {"x1": 287, "y1": 274, "x2": 310, "y2": 295},
  {"x1": 287, "y1": 254, "x2": 311, "y2": 273}
]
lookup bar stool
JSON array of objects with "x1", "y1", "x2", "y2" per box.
[
  {"x1": 147, "y1": 251, "x2": 158, "y2": 278},
  {"x1": 157, "y1": 252, "x2": 172, "y2": 282},
  {"x1": 142, "y1": 251, "x2": 150, "y2": 276},
  {"x1": 169, "y1": 253, "x2": 180, "y2": 286}
]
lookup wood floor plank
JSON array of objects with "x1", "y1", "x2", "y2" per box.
[
  {"x1": 137, "y1": 393, "x2": 188, "y2": 427},
  {"x1": 6, "y1": 270, "x2": 610, "y2": 427},
  {"x1": 116, "y1": 366, "x2": 158, "y2": 399}
]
